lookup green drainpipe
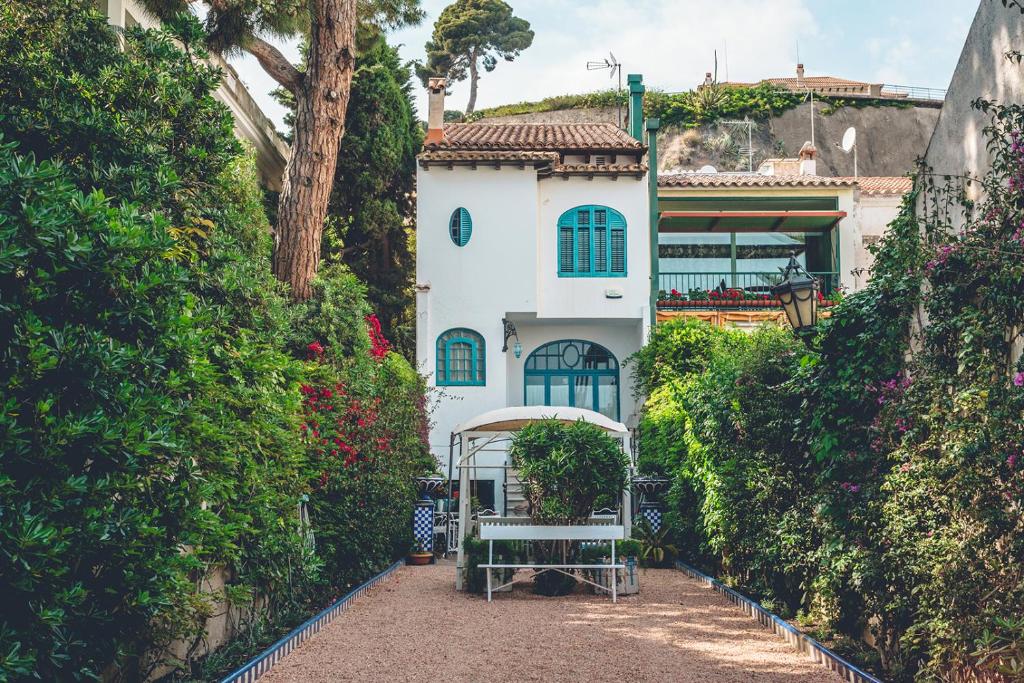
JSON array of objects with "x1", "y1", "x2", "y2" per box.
[
  {"x1": 646, "y1": 117, "x2": 660, "y2": 321},
  {"x1": 628, "y1": 74, "x2": 644, "y2": 141}
]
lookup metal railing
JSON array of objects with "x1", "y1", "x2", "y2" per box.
[
  {"x1": 657, "y1": 271, "x2": 838, "y2": 308},
  {"x1": 880, "y1": 84, "x2": 947, "y2": 102}
]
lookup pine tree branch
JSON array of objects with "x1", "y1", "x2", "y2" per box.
[{"x1": 244, "y1": 35, "x2": 304, "y2": 95}]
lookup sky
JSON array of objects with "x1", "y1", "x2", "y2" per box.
[{"x1": 227, "y1": 0, "x2": 979, "y2": 131}]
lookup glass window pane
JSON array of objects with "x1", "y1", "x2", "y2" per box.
[
  {"x1": 574, "y1": 375, "x2": 593, "y2": 411},
  {"x1": 525, "y1": 376, "x2": 545, "y2": 406},
  {"x1": 597, "y1": 375, "x2": 617, "y2": 418},
  {"x1": 549, "y1": 376, "x2": 570, "y2": 407}
]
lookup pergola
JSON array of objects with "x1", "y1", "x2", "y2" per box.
[{"x1": 449, "y1": 406, "x2": 633, "y2": 591}]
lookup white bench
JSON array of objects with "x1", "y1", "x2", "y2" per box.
[{"x1": 478, "y1": 524, "x2": 625, "y2": 602}]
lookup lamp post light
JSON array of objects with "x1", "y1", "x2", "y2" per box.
[{"x1": 771, "y1": 253, "x2": 819, "y2": 338}]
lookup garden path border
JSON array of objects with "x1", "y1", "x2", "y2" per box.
[
  {"x1": 675, "y1": 561, "x2": 883, "y2": 683},
  {"x1": 218, "y1": 559, "x2": 404, "y2": 683}
]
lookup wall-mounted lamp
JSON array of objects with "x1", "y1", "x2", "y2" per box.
[{"x1": 501, "y1": 318, "x2": 522, "y2": 358}]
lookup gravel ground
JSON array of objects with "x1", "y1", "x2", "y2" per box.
[{"x1": 261, "y1": 561, "x2": 841, "y2": 683}]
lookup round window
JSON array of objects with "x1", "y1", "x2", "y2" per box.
[{"x1": 449, "y1": 208, "x2": 472, "y2": 246}]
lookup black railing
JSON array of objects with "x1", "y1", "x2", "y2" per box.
[{"x1": 657, "y1": 271, "x2": 839, "y2": 309}]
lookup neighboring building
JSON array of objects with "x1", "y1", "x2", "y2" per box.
[
  {"x1": 707, "y1": 63, "x2": 947, "y2": 103},
  {"x1": 100, "y1": 0, "x2": 289, "y2": 190},
  {"x1": 416, "y1": 77, "x2": 652, "y2": 508},
  {"x1": 921, "y1": 0, "x2": 1024, "y2": 232},
  {"x1": 655, "y1": 146, "x2": 911, "y2": 328},
  {"x1": 917, "y1": 0, "x2": 1023, "y2": 363}
]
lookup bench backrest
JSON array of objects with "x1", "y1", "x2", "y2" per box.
[{"x1": 479, "y1": 524, "x2": 624, "y2": 541}]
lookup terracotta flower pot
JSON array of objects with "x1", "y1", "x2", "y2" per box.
[{"x1": 408, "y1": 552, "x2": 433, "y2": 566}]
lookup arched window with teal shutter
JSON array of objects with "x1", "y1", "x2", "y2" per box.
[
  {"x1": 436, "y1": 328, "x2": 485, "y2": 386},
  {"x1": 557, "y1": 205, "x2": 626, "y2": 277},
  {"x1": 449, "y1": 208, "x2": 472, "y2": 246}
]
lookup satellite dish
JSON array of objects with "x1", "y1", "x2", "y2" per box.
[
  {"x1": 841, "y1": 127, "x2": 857, "y2": 153},
  {"x1": 699, "y1": 165, "x2": 718, "y2": 173}
]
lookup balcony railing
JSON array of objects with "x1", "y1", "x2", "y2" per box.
[{"x1": 657, "y1": 271, "x2": 839, "y2": 309}]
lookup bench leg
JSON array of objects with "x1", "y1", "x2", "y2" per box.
[
  {"x1": 612, "y1": 539, "x2": 617, "y2": 603},
  {"x1": 487, "y1": 539, "x2": 493, "y2": 602}
]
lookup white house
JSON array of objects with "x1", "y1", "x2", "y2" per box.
[{"x1": 415, "y1": 78, "x2": 653, "y2": 512}]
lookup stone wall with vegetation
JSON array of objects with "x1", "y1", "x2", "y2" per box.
[{"x1": 471, "y1": 85, "x2": 939, "y2": 176}]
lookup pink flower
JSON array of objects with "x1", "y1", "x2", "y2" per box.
[{"x1": 1013, "y1": 371, "x2": 1024, "y2": 387}]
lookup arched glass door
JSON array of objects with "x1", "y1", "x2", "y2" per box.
[{"x1": 523, "y1": 340, "x2": 619, "y2": 420}]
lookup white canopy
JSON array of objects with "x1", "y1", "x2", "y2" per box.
[{"x1": 452, "y1": 406, "x2": 629, "y2": 436}]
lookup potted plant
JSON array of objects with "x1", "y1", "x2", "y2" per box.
[{"x1": 408, "y1": 539, "x2": 433, "y2": 565}]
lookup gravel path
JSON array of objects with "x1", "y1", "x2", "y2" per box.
[{"x1": 261, "y1": 562, "x2": 841, "y2": 682}]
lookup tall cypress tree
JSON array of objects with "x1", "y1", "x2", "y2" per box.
[{"x1": 323, "y1": 36, "x2": 421, "y2": 356}]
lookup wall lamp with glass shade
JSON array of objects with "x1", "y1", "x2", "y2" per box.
[{"x1": 501, "y1": 318, "x2": 522, "y2": 358}]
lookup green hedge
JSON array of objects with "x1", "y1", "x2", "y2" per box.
[{"x1": 0, "y1": 3, "x2": 431, "y2": 680}]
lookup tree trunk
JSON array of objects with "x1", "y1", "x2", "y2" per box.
[
  {"x1": 465, "y1": 50, "x2": 479, "y2": 114},
  {"x1": 272, "y1": 0, "x2": 357, "y2": 301}
]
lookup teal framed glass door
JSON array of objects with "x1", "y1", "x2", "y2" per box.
[{"x1": 523, "y1": 340, "x2": 620, "y2": 420}]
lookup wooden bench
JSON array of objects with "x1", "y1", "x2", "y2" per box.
[{"x1": 478, "y1": 524, "x2": 625, "y2": 602}]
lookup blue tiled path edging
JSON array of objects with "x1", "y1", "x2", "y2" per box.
[
  {"x1": 675, "y1": 561, "x2": 884, "y2": 683},
  {"x1": 219, "y1": 560, "x2": 404, "y2": 683}
]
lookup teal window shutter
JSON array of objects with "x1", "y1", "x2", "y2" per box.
[
  {"x1": 436, "y1": 328, "x2": 485, "y2": 386},
  {"x1": 449, "y1": 208, "x2": 472, "y2": 247},
  {"x1": 556, "y1": 205, "x2": 626, "y2": 277}
]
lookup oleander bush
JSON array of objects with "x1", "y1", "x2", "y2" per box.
[
  {"x1": 0, "y1": 3, "x2": 430, "y2": 680},
  {"x1": 632, "y1": 92, "x2": 1024, "y2": 682}
]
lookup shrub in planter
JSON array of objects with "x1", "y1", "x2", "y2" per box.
[{"x1": 509, "y1": 420, "x2": 629, "y2": 595}]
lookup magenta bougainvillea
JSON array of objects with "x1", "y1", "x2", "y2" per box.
[{"x1": 365, "y1": 314, "x2": 392, "y2": 360}]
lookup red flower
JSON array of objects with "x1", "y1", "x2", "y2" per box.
[
  {"x1": 307, "y1": 341, "x2": 325, "y2": 358},
  {"x1": 365, "y1": 314, "x2": 391, "y2": 360}
]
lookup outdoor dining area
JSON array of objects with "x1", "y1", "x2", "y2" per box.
[{"x1": 411, "y1": 406, "x2": 671, "y2": 599}]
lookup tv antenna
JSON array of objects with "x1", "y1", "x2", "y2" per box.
[
  {"x1": 721, "y1": 119, "x2": 755, "y2": 172},
  {"x1": 587, "y1": 52, "x2": 623, "y2": 129},
  {"x1": 837, "y1": 126, "x2": 858, "y2": 178}
]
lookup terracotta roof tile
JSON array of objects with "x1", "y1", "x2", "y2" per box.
[
  {"x1": 658, "y1": 173, "x2": 857, "y2": 189},
  {"x1": 425, "y1": 123, "x2": 645, "y2": 152},
  {"x1": 418, "y1": 150, "x2": 560, "y2": 165},
  {"x1": 843, "y1": 176, "x2": 914, "y2": 196},
  {"x1": 552, "y1": 163, "x2": 647, "y2": 177}
]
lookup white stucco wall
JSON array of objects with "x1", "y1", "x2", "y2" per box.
[
  {"x1": 537, "y1": 177, "x2": 651, "y2": 319},
  {"x1": 852, "y1": 194, "x2": 903, "y2": 288}
]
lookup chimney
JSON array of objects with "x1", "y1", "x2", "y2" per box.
[
  {"x1": 425, "y1": 77, "x2": 446, "y2": 145},
  {"x1": 627, "y1": 73, "x2": 645, "y2": 142},
  {"x1": 796, "y1": 63, "x2": 805, "y2": 80},
  {"x1": 704, "y1": 72, "x2": 713, "y2": 87},
  {"x1": 798, "y1": 140, "x2": 817, "y2": 175}
]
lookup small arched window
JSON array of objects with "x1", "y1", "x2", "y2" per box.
[
  {"x1": 557, "y1": 205, "x2": 626, "y2": 277},
  {"x1": 449, "y1": 208, "x2": 472, "y2": 247},
  {"x1": 436, "y1": 328, "x2": 485, "y2": 386}
]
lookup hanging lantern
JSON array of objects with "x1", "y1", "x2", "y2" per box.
[{"x1": 771, "y1": 253, "x2": 819, "y2": 336}]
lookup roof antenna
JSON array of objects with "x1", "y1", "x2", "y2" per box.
[{"x1": 587, "y1": 53, "x2": 623, "y2": 128}]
